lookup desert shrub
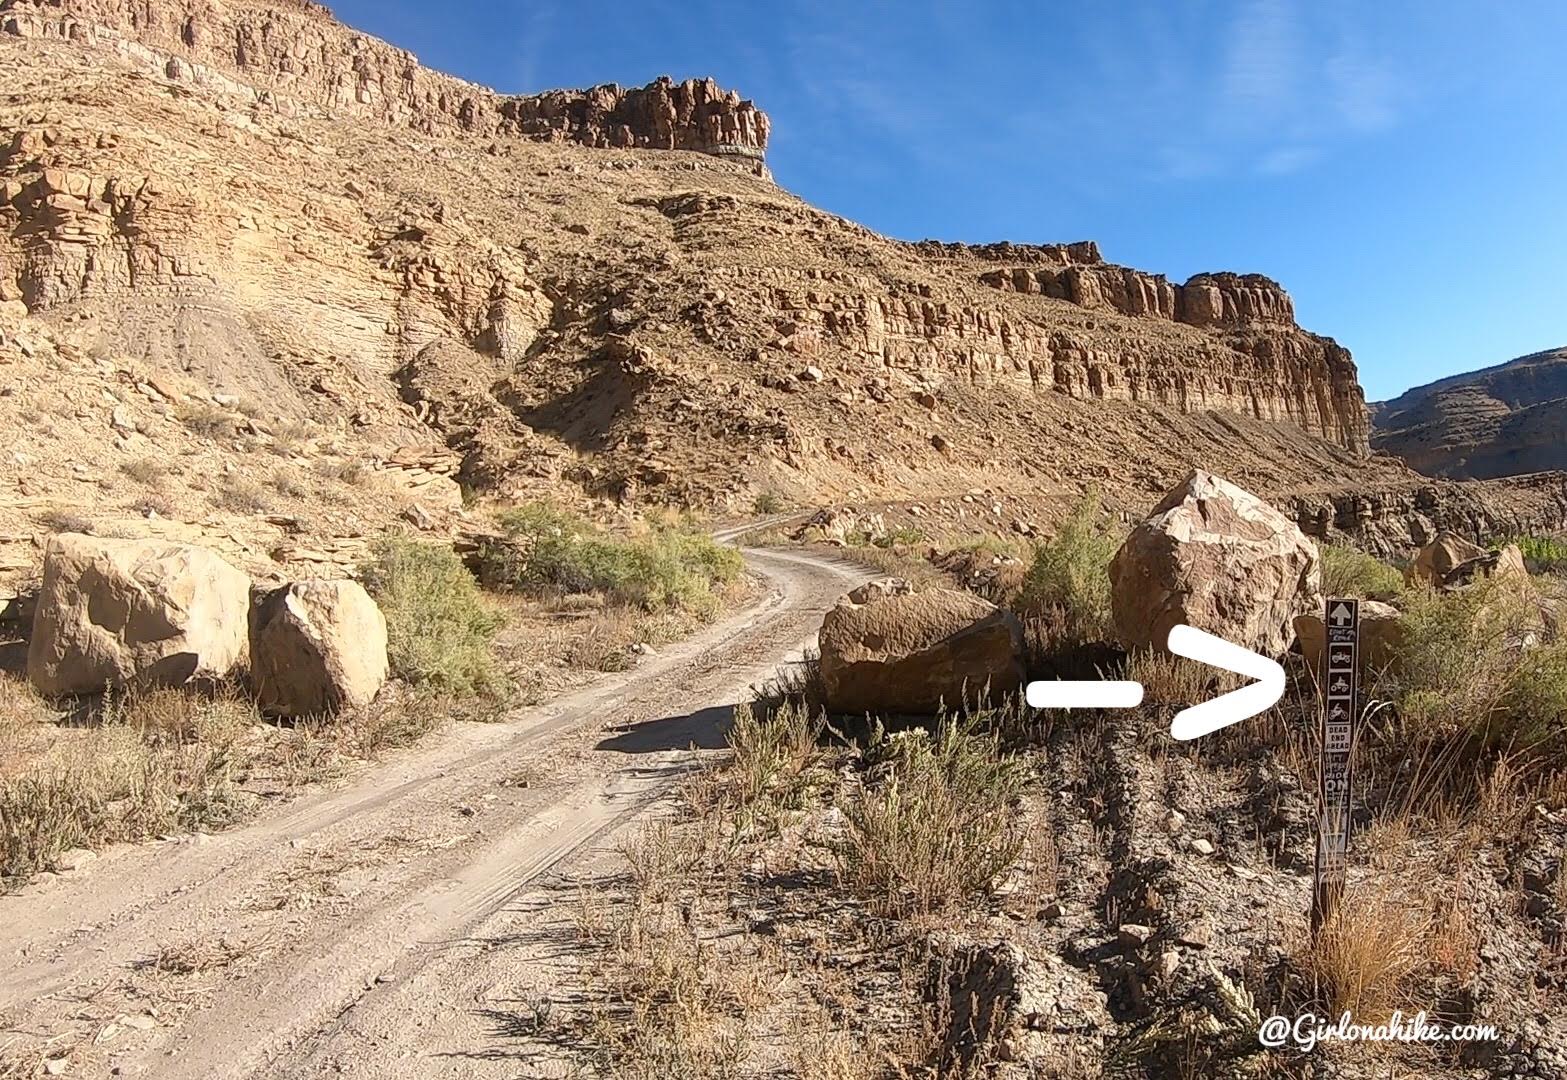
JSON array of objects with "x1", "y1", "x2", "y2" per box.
[
  {"x1": 177, "y1": 402, "x2": 237, "y2": 439},
  {"x1": 752, "y1": 490, "x2": 785, "y2": 515},
  {"x1": 37, "y1": 509, "x2": 93, "y2": 534},
  {"x1": 836, "y1": 715, "x2": 1025, "y2": 916},
  {"x1": 1320, "y1": 544, "x2": 1403, "y2": 601},
  {"x1": 213, "y1": 476, "x2": 271, "y2": 514},
  {"x1": 1387, "y1": 579, "x2": 1561, "y2": 747},
  {"x1": 1020, "y1": 495, "x2": 1119, "y2": 643},
  {"x1": 1506, "y1": 641, "x2": 1567, "y2": 747},
  {"x1": 1499, "y1": 534, "x2": 1567, "y2": 575},
  {"x1": 483, "y1": 503, "x2": 741, "y2": 616},
  {"x1": 844, "y1": 524, "x2": 924, "y2": 549},
  {"x1": 360, "y1": 538, "x2": 506, "y2": 697},
  {"x1": 725, "y1": 700, "x2": 826, "y2": 835},
  {"x1": 120, "y1": 457, "x2": 168, "y2": 484}
]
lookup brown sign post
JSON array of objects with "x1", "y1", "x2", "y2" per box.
[{"x1": 1312, "y1": 597, "x2": 1359, "y2": 933}]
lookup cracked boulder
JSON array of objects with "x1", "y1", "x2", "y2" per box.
[
  {"x1": 250, "y1": 579, "x2": 389, "y2": 717},
  {"x1": 1110, "y1": 471, "x2": 1321, "y2": 657},
  {"x1": 28, "y1": 534, "x2": 251, "y2": 695}
]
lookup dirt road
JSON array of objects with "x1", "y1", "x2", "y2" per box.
[{"x1": 0, "y1": 544, "x2": 867, "y2": 1079}]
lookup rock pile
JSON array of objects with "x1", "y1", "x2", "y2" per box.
[{"x1": 26, "y1": 534, "x2": 388, "y2": 714}]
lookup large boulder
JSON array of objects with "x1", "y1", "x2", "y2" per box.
[
  {"x1": 1295, "y1": 600, "x2": 1405, "y2": 677},
  {"x1": 250, "y1": 579, "x2": 389, "y2": 717},
  {"x1": 1110, "y1": 471, "x2": 1322, "y2": 657},
  {"x1": 28, "y1": 535, "x2": 250, "y2": 695},
  {"x1": 819, "y1": 579, "x2": 1024, "y2": 714},
  {"x1": 1405, "y1": 531, "x2": 1487, "y2": 588},
  {"x1": 1444, "y1": 542, "x2": 1529, "y2": 590}
]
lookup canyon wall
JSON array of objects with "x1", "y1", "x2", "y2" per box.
[{"x1": 0, "y1": 0, "x2": 769, "y2": 161}]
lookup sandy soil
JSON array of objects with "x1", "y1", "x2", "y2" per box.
[{"x1": 0, "y1": 544, "x2": 869, "y2": 1079}]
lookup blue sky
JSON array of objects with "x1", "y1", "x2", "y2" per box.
[{"x1": 330, "y1": 0, "x2": 1567, "y2": 401}]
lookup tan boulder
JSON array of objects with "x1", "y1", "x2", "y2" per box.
[
  {"x1": 1294, "y1": 600, "x2": 1405, "y2": 677},
  {"x1": 819, "y1": 580, "x2": 1023, "y2": 714},
  {"x1": 28, "y1": 535, "x2": 250, "y2": 696},
  {"x1": 250, "y1": 579, "x2": 389, "y2": 717},
  {"x1": 1445, "y1": 542, "x2": 1529, "y2": 589},
  {"x1": 1405, "y1": 531, "x2": 1487, "y2": 588},
  {"x1": 1109, "y1": 471, "x2": 1322, "y2": 657}
]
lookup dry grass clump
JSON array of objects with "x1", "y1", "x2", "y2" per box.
[
  {"x1": 1294, "y1": 882, "x2": 1435, "y2": 1022},
  {"x1": 836, "y1": 715, "x2": 1026, "y2": 917},
  {"x1": 577, "y1": 820, "x2": 771, "y2": 1079},
  {"x1": 0, "y1": 685, "x2": 255, "y2": 883},
  {"x1": 1125, "y1": 649, "x2": 1232, "y2": 706}
]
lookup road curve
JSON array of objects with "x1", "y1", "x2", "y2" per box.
[{"x1": 0, "y1": 545, "x2": 869, "y2": 1079}]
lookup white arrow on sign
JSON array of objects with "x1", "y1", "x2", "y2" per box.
[
  {"x1": 1329, "y1": 602, "x2": 1354, "y2": 626},
  {"x1": 1024, "y1": 624, "x2": 1285, "y2": 741},
  {"x1": 1166, "y1": 624, "x2": 1285, "y2": 741}
]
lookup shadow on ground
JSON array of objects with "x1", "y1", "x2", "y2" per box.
[{"x1": 594, "y1": 703, "x2": 734, "y2": 752}]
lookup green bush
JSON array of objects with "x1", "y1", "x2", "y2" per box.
[
  {"x1": 752, "y1": 490, "x2": 785, "y2": 515},
  {"x1": 483, "y1": 503, "x2": 741, "y2": 616},
  {"x1": 1320, "y1": 544, "x2": 1404, "y2": 600},
  {"x1": 1387, "y1": 578, "x2": 1561, "y2": 747},
  {"x1": 360, "y1": 538, "x2": 506, "y2": 697},
  {"x1": 1020, "y1": 495, "x2": 1119, "y2": 642},
  {"x1": 1497, "y1": 535, "x2": 1567, "y2": 575}
]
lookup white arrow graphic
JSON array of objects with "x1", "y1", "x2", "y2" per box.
[
  {"x1": 1025, "y1": 679, "x2": 1144, "y2": 709},
  {"x1": 1329, "y1": 602, "x2": 1354, "y2": 626},
  {"x1": 1024, "y1": 625, "x2": 1284, "y2": 740},
  {"x1": 1165, "y1": 624, "x2": 1285, "y2": 740}
]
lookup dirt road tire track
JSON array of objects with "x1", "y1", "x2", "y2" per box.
[{"x1": 0, "y1": 545, "x2": 867, "y2": 1079}]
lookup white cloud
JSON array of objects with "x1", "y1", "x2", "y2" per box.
[{"x1": 1221, "y1": 0, "x2": 1303, "y2": 121}]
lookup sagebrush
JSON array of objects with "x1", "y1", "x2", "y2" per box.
[{"x1": 360, "y1": 538, "x2": 507, "y2": 697}]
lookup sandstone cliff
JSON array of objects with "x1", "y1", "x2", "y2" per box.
[
  {"x1": 1372, "y1": 347, "x2": 1567, "y2": 479},
  {"x1": 0, "y1": 0, "x2": 1562, "y2": 588},
  {"x1": 0, "y1": 0, "x2": 770, "y2": 161}
]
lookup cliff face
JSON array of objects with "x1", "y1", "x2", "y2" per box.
[
  {"x1": 0, "y1": 0, "x2": 770, "y2": 162},
  {"x1": 5, "y1": 0, "x2": 1505, "y2": 564},
  {"x1": 1373, "y1": 347, "x2": 1567, "y2": 479}
]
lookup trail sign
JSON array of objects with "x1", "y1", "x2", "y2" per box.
[{"x1": 1312, "y1": 596, "x2": 1359, "y2": 932}]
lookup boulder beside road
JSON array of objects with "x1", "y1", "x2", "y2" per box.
[
  {"x1": 28, "y1": 534, "x2": 250, "y2": 695},
  {"x1": 1110, "y1": 471, "x2": 1322, "y2": 657},
  {"x1": 819, "y1": 579, "x2": 1024, "y2": 714},
  {"x1": 250, "y1": 579, "x2": 389, "y2": 717},
  {"x1": 1294, "y1": 599, "x2": 1405, "y2": 677}
]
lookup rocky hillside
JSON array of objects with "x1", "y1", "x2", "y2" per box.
[
  {"x1": 2, "y1": 0, "x2": 1565, "y2": 601},
  {"x1": 1372, "y1": 346, "x2": 1567, "y2": 479}
]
